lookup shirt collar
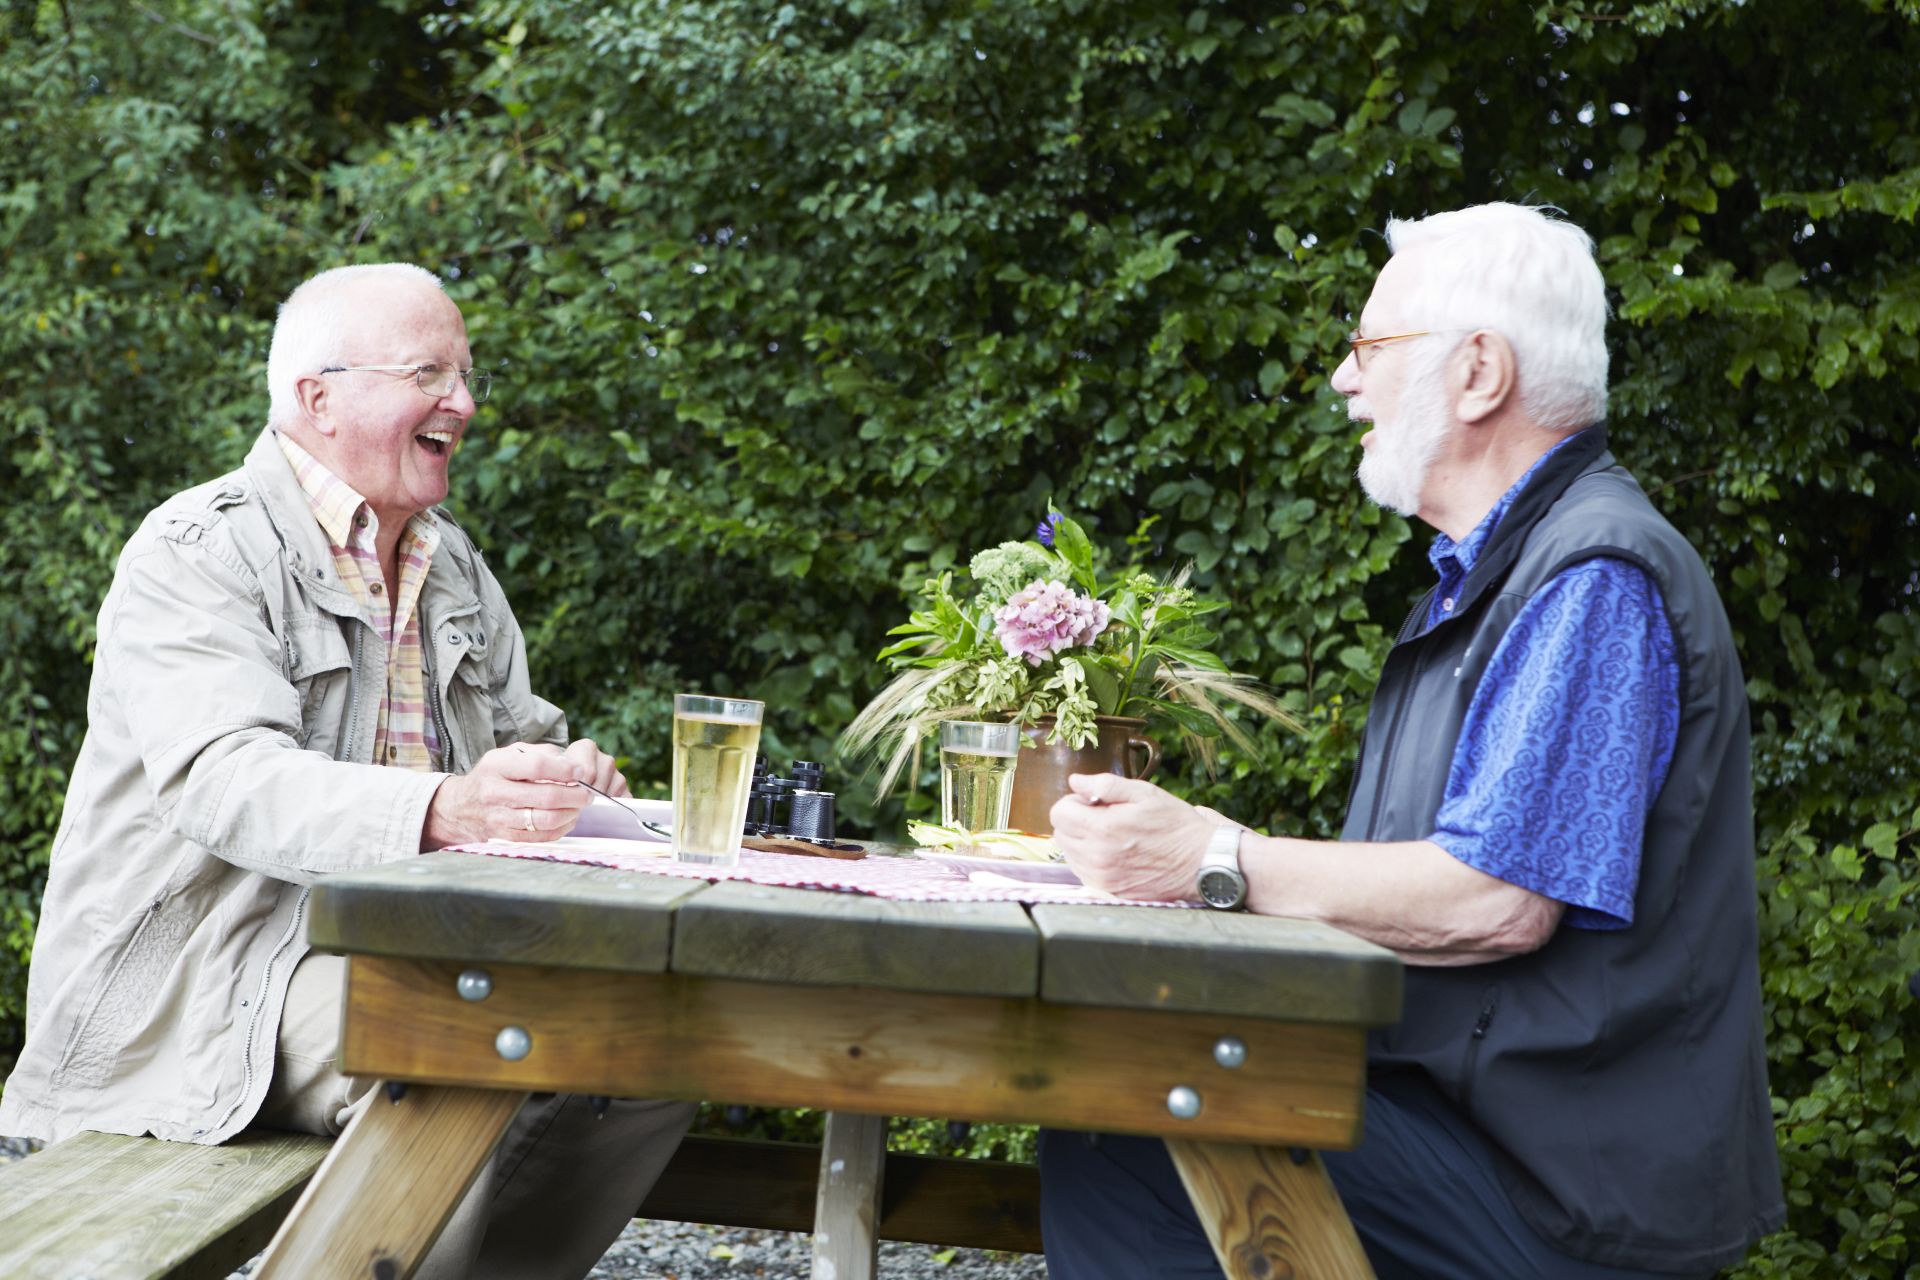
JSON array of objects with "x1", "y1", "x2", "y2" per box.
[
  {"x1": 274, "y1": 431, "x2": 440, "y2": 560},
  {"x1": 1427, "y1": 429, "x2": 1589, "y2": 580},
  {"x1": 276, "y1": 431, "x2": 375, "y2": 548}
]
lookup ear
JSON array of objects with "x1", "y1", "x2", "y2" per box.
[
  {"x1": 292, "y1": 372, "x2": 336, "y2": 437},
  {"x1": 1454, "y1": 331, "x2": 1517, "y2": 425}
]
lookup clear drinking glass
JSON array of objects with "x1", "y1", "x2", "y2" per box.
[
  {"x1": 671, "y1": 694, "x2": 765, "y2": 865},
  {"x1": 938, "y1": 720, "x2": 1022, "y2": 832}
]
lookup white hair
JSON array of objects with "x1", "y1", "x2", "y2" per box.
[
  {"x1": 266, "y1": 263, "x2": 443, "y2": 427},
  {"x1": 1383, "y1": 203, "x2": 1609, "y2": 432}
]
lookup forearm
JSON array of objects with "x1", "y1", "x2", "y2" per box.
[{"x1": 1240, "y1": 833, "x2": 1564, "y2": 966}]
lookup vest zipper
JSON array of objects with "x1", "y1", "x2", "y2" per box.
[{"x1": 1458, "y1": 986, "x2": 1500, "y2": 1116}]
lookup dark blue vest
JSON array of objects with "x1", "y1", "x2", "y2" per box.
[{"x1": 1343, "y1": 428, "x2": 1785, "y2": 1272}]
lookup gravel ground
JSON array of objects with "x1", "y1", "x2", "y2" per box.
[
  {"x1": 3, "y1": 1135, "x2": 1049, "y2": 1279},
  {"x1": 587, "y1": 1219, "x2": 1047, "y2": 1279}
]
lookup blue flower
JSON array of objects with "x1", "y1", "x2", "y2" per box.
[{"x1": 1035, "y1": 512, "x2": 1064, "y2": 547}]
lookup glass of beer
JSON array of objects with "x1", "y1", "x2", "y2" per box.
[
  {"x1": 671, "y1": 694, "x2": 765, "y2": 865},
  {"x1": 938, "y1": 720, "x2": 1022, "y2": 832}
]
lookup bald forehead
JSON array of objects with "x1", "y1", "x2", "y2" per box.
[{"x1": 340, "y1": 280, "x2": 469, "y2": 364}]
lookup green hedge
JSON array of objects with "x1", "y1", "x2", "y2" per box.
[{"x1": 3, "y1": 2, "x2": 1916, "y2": 1273}]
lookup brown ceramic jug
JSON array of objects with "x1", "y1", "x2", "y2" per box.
[{"x1": 1005, "y1": 715, "x2": 1161, "y2": 836}]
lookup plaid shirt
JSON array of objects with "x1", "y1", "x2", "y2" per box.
[{"x1": 277, "y1": 433, "x2": 443, "y2": 771}]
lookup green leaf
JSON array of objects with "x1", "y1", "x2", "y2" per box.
[{"x1": 1049, "y1": 509, "x2": 1097, "y2": 591}]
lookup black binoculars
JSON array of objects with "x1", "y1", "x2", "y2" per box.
[{"x1": 745, "y1": 756, "x2": 837, "y2": 841}]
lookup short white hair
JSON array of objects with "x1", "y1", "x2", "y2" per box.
[
  {"x1": 266, "y1": 263, "x2": 443, "y2": 427},
  {"x1": 1383, "y1": 203, "x2": 1609, "y2": 431}
]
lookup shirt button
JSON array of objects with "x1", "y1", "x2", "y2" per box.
[
  {"x1": 387, "y1": 745, "x2": 398, "y2": 760},
  {"x1": 1442, "y1": 597, "x2": 1455, "y2": 611},
  {"x1": 355, "y1": 515, "x2": 368, "y2": 529},
  {"x1": 371, "y1": 582, "x2": 384, "y2": 595}
]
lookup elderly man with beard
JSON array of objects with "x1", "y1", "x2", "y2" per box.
[
  {"x1": 1036, "y1": 205, "x2": 1783, "y2": 1279},
  {"x1": 0, "y1": 264, "x2": 692, "y2": 1280}
]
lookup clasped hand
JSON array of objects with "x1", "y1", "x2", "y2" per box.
[{"x1": 422, "y1": 739, "x2": 628, "y2": 849}]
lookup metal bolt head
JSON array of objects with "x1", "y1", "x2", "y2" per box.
[
  {"x1": 457, "y1": 969, "x2": 493, "y2": 1002},
  {"x1": 1167, "y1": 1085, "x2": 1203, "y2": 1119},
  {"x1": 495, "y1": 1026, "x2": 532, "y2": 1061},
  {"x1": 1213, "y1": 1036, "x2": 1248, "y2": 1069}
]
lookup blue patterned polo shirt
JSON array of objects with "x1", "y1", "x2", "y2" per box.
[{"x1": 1422, "y1": 433, "x2": 1680, "y2": 929}]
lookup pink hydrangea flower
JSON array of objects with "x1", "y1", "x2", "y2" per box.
[{"x1": 993, "y1": 579, "x2": 1111, "y2": 666}]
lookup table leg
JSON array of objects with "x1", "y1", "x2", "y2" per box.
[
  {"x1": 255, "y1": 1082, "x2": 528, "y2": 1280},
  {"x1": 810, "y1": 1111, "x2": 887, "y2": 1280},
  {"x1": 1166, "y1": 1139, "x2": 1375, "y2": 1280}
]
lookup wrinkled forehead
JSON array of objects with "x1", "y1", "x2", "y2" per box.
[{"x1": 342, "y1": 282, "x2": 470, "y2": 364}]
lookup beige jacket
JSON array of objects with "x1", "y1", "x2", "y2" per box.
[{"x1": 0, "y1": 429, "x2": 565, "y2": 1144}]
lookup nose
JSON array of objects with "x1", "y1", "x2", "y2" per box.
[
  {"x1": 1330, "y1": 350, "x2": 1361, "y2": 397},
  {"x1": 439, "y1": 374, "x2": 478, "y2": 420}
]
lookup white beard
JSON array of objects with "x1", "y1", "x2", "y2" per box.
[{"x1": 1355, "y1": 346, "x2": 1454, "y2": 517}]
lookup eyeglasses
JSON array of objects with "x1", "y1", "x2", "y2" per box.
[
  {"x1": 320, "y1": 363, "x2": 492, "y2": 403},
  {"x1": 1346, "y1": 330, "x2": 1432, "y2": 372}
]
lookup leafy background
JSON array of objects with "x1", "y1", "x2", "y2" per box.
[{"x1": 2, "y1": 1, "x2": 1917, "y2": 1273}]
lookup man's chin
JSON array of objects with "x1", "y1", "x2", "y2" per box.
[{"x1": 1357, "y1": 457, "x2": 1420, "y2": 517}]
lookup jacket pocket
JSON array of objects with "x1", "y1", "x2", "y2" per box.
[
  {"x1": 287, "y1": 620, "x2": 354, "y2": 752},
  {"x1": 1457, "y1": 984, "x2": 1500, "y2": 1118},
  {"x1": 442, "y1": 638, "x2": 496, "y2": 770},
  {"x1": 55, "y1": 889, "x2": 190, "y2": 1090}
]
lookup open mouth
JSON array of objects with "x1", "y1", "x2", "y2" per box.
[{"x1": 416, "y1": 430, "x2": 456, "y2": 457}]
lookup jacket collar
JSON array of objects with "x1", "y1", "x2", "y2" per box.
[{"x1": 242, "y1": 428, "x2": 373, "y2": 623}]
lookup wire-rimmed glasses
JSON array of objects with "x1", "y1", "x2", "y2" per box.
[{"x1": 321, "y1": 363, "x2": 492, "y2": 403}]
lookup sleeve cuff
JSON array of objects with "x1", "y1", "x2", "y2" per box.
[{"x1": 1428, "y1": 827, "x2": 1633, "y2": 931}]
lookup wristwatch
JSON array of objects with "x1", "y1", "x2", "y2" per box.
[{"x1": 1197, "y1": 823, "x2": 1248, "y2": 911}]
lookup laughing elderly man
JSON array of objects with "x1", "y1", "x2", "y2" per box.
[
  {"x1": 1038, "y1": 205, "x2": 1784, "y2": 1279},
  {"x1": 0, "y1": 264, "x2": 691, "y2": 1280}
]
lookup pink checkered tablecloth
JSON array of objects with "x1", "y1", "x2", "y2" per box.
[{"x1": 450, "y1": 838, "x2": 1193, "y2": 909}]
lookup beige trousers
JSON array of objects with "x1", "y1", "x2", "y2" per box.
[{"x1": 255, "y1": 953, "x2": 696, "y2": 1280}]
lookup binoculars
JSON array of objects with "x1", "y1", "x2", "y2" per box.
[{"x1": 746, "y1": 756, "x2": 837, "y2": 841}]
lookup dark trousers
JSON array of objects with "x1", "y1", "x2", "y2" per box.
[{"x1": 1038, "y1": 1071, "x2": 1707, "y2": 1280}]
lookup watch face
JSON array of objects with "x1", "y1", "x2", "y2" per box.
[{"x1": 1198, "y1": 867, "x2": 1246, "y2": 910}]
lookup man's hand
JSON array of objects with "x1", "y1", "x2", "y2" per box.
[
  {"x1": 421, "y1": 739, "x2": 627, "y2": 849},
  {"x1": 563, "y1": 737, "x2": 631, "y2": 798},
  {"x1": 1048, "y1": 773, "x2": 1214, "y2": 901}
]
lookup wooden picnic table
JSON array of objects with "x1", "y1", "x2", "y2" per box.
[{"x1": 255, "y1": 845, "x2": 1402, "y2": 1279}]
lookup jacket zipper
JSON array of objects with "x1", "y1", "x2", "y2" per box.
[
  {"x1": 343, "y1": 623, "x2": 365, "y2": 759},
  {"x1": 422, "y1": 630, "x2": 456, "y2": 771},
  {"x1": 210, "y1": 886, "x2": 307, "y2": 1137},
  {"x1": 213, "y1": 620, "x2": 362, "y2": 1135},
  {"x1": 1458, "y1": 986, "x2": 1500, "y2": 1116}
]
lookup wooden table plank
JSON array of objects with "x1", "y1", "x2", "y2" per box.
[
  {"x1": 1032, "y1": 904, "x2": 1403, "y2": 1025},
  {"x1": 672, "y1": 881, "x2": 1040, "y2": 997},
  {"x1": 341, "y1": 957, "x2": 1368, "y2": 1148},
  {"x1": 309, "y1": 851, "x2": 706, "y2": 972}
]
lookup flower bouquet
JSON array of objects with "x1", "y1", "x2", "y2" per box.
[{"x1": 840, "y1": 508, "x2": 1298, "y2": 800}]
